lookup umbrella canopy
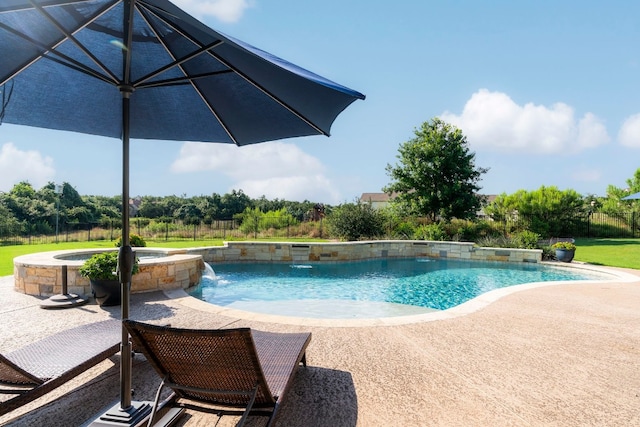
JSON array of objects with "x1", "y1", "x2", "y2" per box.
[
  {"x1": 0, "y1": 0, "x2": 364, "y2": 143},
  {"x1": 0, "y1": 1, "x2": 364, "y2": 424},
  {"x1": 621, "y1": 192, "x2": 640, "y2": 200}
]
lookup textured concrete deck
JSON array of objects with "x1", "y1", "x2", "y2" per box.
[{"x1": 1, "y1": 265, "x2": 639, "y2": 426}]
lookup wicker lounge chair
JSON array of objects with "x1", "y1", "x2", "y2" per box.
[
  {"x1": 123, "y1": 320, "x2": 311, "y2": 427},
  {"x1": 0, "y1": 319, "x2": 121, "y2": 417}
]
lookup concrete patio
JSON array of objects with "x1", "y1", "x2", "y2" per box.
[{"x1": 1, "y1": 265, "x2": 639, "y2": 426}]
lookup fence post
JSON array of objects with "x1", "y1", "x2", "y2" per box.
[{"x1": 254, "y1": 216, "x2": 258, "y2": 239}]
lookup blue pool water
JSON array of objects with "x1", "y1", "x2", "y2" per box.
[{"x1": 189, "y1": 258, "x2": 607, "y2": 319}]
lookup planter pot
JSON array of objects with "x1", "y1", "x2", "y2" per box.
[
  {"x1": 555, "y1": 249, "x2": 575, "y2": 263},
  {"x1": 90, "y1": 279, "x2": 121, "y2": 306}
]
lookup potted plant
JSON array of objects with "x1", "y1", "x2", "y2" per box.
[
  {"x1": 79, "y1": 251, "x2": 139, "y2": 306},
  {"x1": 551, "y1": 241, "x2": 576, "y2": 263}
]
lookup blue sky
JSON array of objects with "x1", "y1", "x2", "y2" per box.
[{"x1": 1, "y1": 0, "x2": 639, "y2": 204}]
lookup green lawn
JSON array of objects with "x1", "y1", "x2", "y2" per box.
[
  {"x1": 2, "y1": 238, "x2": 639, "y2": 277},
  {"x1": 573, "y1": 238, "x2": 640, "y2": 269}
]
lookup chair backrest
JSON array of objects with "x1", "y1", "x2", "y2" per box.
[{"x1": 123, "y1": 320, "x2": 275, "y2": 407}]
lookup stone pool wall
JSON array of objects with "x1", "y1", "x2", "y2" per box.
[
  {"x1": 189, "y1": 240, "x2": 542, "y2": 264},
  {"x1": 13, "y1": 249, "x2": 204, "y2": 297}
]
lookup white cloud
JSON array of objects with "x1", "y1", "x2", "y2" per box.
[
  {"x1": 0, "y1": 143, "x2": 55, "y2": 191},
  {"x1": 441, "y1": 89, "x2": 610, "y2": 154},
  {"x1": 618, "y1": 113, "x2": 640, "y2": 148},
  {"x1": 571, "y1": 167, "x2": 602, "y2": 183},
  {"x1": 171, "y1": 141, "x2": 341, "y2": 202},
  {"x1": 173, "y1": 0, "x2": 252, "y2": 22}
]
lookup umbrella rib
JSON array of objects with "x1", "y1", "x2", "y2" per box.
[
  {"x1": 207, "y1": 50, "x2": 328, "y2": 136},
  {"x1": 140, "y1": 2, "x2": 326, "y2": 136},
  {"x1": 0, "y1": 0, "x2": 94, "y2": 14},
  {"x1": 0, "y1": 21, "x2": 114, "y2": 86},
  {"x1": 29, "y1": 0, "x2": 120, "y2": 84},
  {"x1": 0, "y1": 0, "x2": 120, "y2": 86},
  {"x1": 135, "y1": 2, "x2": 240, "y2": 144},
  {"x1": 135, "y1": 70, "x2": 233, "y2": 89},
  {"x1": 132, "y1": 40, "x2": 224, "y2": 87},
  {"x1": 137, "y1": 1, "x2": 326, "y2": 139}
]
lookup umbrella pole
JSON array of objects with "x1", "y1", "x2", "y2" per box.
[
  {"x1": 90, "y1": 2, "x2": 152, "y2": 420},
  {"x1": 89, "y1": 89, "x2": 152, "y2": 427},
  {"x1": 119, "y1": 87, "x2": 133, "y2": 410}
]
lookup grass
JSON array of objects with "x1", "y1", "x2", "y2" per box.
[
  {"x1": 2, "y1": 238, "x2": 640, "y2": 277},
  {"x1": 573, "y1": 238, "x2": 640, "y2": 269}
]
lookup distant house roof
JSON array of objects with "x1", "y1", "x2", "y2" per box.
[
  {"x1": 481, "y1": 194, "x2": 497, "y2": 204},
  {"x1": 360, "y1": 192, "x2": 395, "y2": 203},
  {"x1": 361, "y1": 193, "x2": 499, "y2": 216}
]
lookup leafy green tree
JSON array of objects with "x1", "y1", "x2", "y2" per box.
[
  {"x1": 326, "y1": 201, "x2": 387, "y2": 241},
  {"x1": 485, "y1": 186, "x2": 584, "y2": 237},
  {"x1": 137, "y1": 196, "x2": 167, "y2": 218},
  {"x1": 238, "y1": 207, "x2": 262, "y2": 234},
  {"x1": 603, "y1": 167, "x2": 640, "y2": 216},
  {"x1": 219, "y1": 189, "x2": 252, "y2": 218},
  {"x1": 0, "y1": 194, "x2": 21, "y2": 236},
  {"x1": 174, "y1": 203, "x2": 202, "y2": 226},
  {"x1": 384, "y1": 118, "x2": 488, "y2": 221}
]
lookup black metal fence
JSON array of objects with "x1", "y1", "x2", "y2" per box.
[
  {"x1": 493, "y1": 212, "x2": 639, "y2": 239},
  {"x1": 1, "y1": 211, "x2": 637, "y2": 246},
  {"x1": 0, "y1": 216, "x2": 325, "y2": 246}
]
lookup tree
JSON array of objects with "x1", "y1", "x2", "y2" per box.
[
  {"x1": 602, "y1": 167, "x2": 640, "y2": 216},
  {"x1": 485, "y1": 186, "x2": 584, "y2": 237},
  {"x1": 384, "y1": 118, "x2": 488, "y2": 221},
  {"x1": 173, "y1": 203, "x2": 202, "y2": 226},
  {"x1": 326, "y1": 201, "x2": 387, "y2": 241},
  {"x1": 219, "y1": 189, "x2": 252, "y2": 218}
]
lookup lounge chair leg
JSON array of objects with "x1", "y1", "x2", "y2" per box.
[
  {"x1": 148, "y1": 376, "x2": 169, "y2": 427},
  {"x1": 236, "y1": 386, "x2": 259, "y2": 427}
]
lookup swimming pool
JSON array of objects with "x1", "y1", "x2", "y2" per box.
[{"x1": 188, "y1": 258, "x2": 609, "y2": 319}]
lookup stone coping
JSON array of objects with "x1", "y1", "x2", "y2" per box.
[{"x1": 188, "y1": 240, "x2": 543, "y2": 264}]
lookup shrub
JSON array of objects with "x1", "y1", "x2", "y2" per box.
[
  {"x1": 475, "y1": 235, "x2": 514, "y2": 248},
  {"x1": 551, "y1": 241, "x2": 576, "y2": 250},
  {"x1": 115, "y1": 233, "x2": 146, "y2": 247},
  {"x1": 326, "y1": 202, "x2": 386, "y2": 241},
  {"x1": 541, "y1": 245, "x2": 555, "y2": 261},
  {"x1": 511, "y1": 230, "x2": 540, "y2": 249},
  {"x1": 414, "y1": 223, "x2": 446, "y2": 241},
  {"x1": 79, "y1": 251, "x2": 139, "y2": 280},
  {"x1": 393, "y1": 221, "x2": 416, "y2": 239}
]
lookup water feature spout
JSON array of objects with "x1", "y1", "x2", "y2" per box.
[{"x1": 202, "y1": 263, "x2": 216, "y2": 280}]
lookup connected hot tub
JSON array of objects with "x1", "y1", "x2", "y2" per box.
[{"x1": 13, "y1": 248, "x2": 204, "y2": 297}]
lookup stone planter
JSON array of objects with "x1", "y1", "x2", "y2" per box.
[
  {"x1": 90, "y1": 279, "x2": 121, "y2": 306},
  {"x1": 555, "y1": 249, "x2": 575, "y2": 263}
]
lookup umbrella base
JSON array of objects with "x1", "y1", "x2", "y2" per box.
[
  {"x1": 40, "y1": 293, "x2": 88, "y2": 309},
  {"x1": 88, "y1": 400, "x2": 152, "y2": 426}
]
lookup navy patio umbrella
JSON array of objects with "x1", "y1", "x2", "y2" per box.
[
  {"x1": 621, "y1": 192, "x2": 640, "y2": 200},
  {"x1": 0, "y1": 1, "x2": 364, "y2": 424}
]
